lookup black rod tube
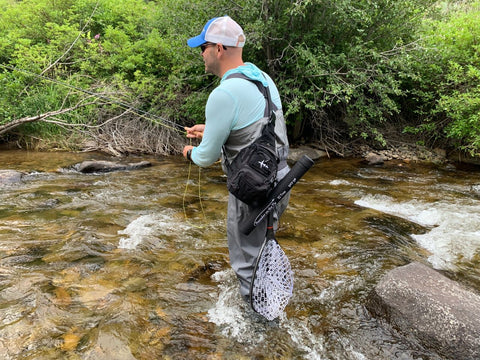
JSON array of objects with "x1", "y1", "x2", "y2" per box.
[{"x1": 240, "y1": 155, "x2": 314, "y2": 235}]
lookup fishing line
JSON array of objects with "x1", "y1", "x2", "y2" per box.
[
  {"x1": 0, "y1": 63, "x2": 186, "y2": 134},
  {"x1": 182, "y1": 140, "x2": 206, "y2": 226}
]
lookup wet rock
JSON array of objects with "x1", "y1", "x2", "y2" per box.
[
  {"x1": 365, "y1": 152, "x2": 385, "y2": 165},
  {"x1": 288, "y1": 145, "x2": 327, "y2": 162},
  {"x1": 366, "y1": 262, "x2": 480, "y2": 360},
  {"x1": 472, "y1": 184, "x2": 480, "y2": 196},
  {"x1": 121, "y1": 277, "x2": 147, "y2": 292},
  {"x1": 186, "y1": 259, "x2": 227, "y2": 283},
  {"x1": 167, "y1": 315, "x2": 217, "y2": 357},
  {"x1": 39, "y1": 198, "x2": 60, "y2": 208},
  {"x1": 360, "y1": 144, "x2": 448, "y2": 164},
  {"x1": 0, "y1": 170, "x2": 23, "y2": 184},
  {"x1": 61, "y1": 331, "x2": 81, "y2": 351},
  {"x1": 54, "y1": 287, "x2": 72, "y2": 307},
  {"x1": 74, "y1": 160, "x2": 152, "y2": 173}
]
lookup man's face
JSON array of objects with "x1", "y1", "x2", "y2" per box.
[{"x1": 201, "y1": 43, "x2": 220, "y2": 76}]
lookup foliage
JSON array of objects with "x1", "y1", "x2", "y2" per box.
[
  {"x1": 233, "y1": 0, "x2": 436, "y2": 146},
  {"x1": 403, "y1": 0, "x2": 480, "y2": 155},
  {"x1": 0, "y1": 0, "x2": 203, "y2": 140},
  {"x1": 0, "y1": 0, "x2": 479, "y2": 156}
]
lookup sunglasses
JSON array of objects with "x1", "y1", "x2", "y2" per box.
[{"x1": 200, "y1": 43, "x2": 228, "y2": 53}]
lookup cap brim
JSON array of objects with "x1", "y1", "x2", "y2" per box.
[{"x1": 187, "y1": 35, "x2": 206, "y2": 48}]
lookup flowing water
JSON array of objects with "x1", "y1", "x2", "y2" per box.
[{"x1": 1, "y1": 149, "x2": 479, "y2": 360}]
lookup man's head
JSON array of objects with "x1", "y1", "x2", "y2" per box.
[
  {"x1": 187, "y1": 16, "x2": 245, "y2": 49},
  {"x1": 188, "y1": 16, "x2": 246, "y2": 77}
]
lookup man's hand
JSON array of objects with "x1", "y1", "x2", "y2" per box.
[
  {"x1": 183, "y1": 145, "x2": 194, "y2": 160},
  {"x1": 185, "y1": 124, "x2": 205, "y2": 139}
]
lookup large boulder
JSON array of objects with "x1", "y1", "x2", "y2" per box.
[
  {"x1": 366, "y1": 262, "x2": 480, "y2": 360},
  {"x1": 74, "y1": 160, "x2": 151, "y2": 174}
]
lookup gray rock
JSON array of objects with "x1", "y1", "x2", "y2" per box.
[
  {"x1": 288, "y1": 146, "x2": 327, "y2": 163},
  {"x1": 366, "y1": 262, "x2": 480, "y2": 360},
  {"x1": 0, "y1": 170, "x2": 24, "y2": 185},
  {"x1": 75, "y1": 160, "x2": 151, "y2": 174},
  {"x1": 84, "y1": 331, "x2": 136, "y2": 360},
  {"x1": 365, "y1": 152, "x2": 385, "y2": 165}
]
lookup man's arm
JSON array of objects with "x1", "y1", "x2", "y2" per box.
[{"x1": 183, "y1": 88, "x2": 236, "y2": 166}]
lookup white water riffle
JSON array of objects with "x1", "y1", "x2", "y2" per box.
[
  {"x1": 207, "y1": 269, "x2": 326, "y2": 359},
  {"x1": 118, "y1": 213, "x2": 190, "y2": 249},
  {"x1": 118, "y1": 215, "x2": 159, "y2": 249},
  {"x1": 355, "y1": 194, "x2": 480, "y2": 270}
]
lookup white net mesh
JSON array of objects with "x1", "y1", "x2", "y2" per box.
[{"x1": 250, "y1": 238, "x2": 294, "y2": 321}]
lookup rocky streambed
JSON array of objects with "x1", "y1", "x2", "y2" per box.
[{"x1": 1, "y1": 148, "x2": 479, "y2": 359}]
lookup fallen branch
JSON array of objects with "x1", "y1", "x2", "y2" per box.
[
  {"x1": 0, "y1": 99, "x2": 97, "y2": 135},
  {"x1": 44, "y1": 108, "x2": 132, "y2": 129}
]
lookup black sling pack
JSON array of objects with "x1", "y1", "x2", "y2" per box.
[{"x1": 223, "y1": 73, "x2": 278, "y2": 208}]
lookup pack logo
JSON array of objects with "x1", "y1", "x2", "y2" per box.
[{"x1": 258, "y1": 159, "x2": 270, "y2": 170}]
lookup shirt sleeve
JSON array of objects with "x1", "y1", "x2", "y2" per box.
[{"x1": 191, "y1": 87, "x2": 237, "y2": 167}]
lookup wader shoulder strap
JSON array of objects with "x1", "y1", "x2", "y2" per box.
[
  {"x1": 222, "y1": 73, "x2": 278, "y2": 169},
  {"x1": 224, "y1": 72, "x2": 277, "y2": 118}
]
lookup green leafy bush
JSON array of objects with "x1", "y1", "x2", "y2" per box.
[
  {"x1": 232, "y1": 0, "x2": 435, "y2": 146},
  {"x1": 405, "y1": 0, "x2": 480, "y2": 155},
  {"x1": 1, "y1": 0, "x2": 478, "y2": 156}
]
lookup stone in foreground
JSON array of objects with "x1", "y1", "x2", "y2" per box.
[{"x1": 366, "y1": 262, "x2": 480, "y2": 360}]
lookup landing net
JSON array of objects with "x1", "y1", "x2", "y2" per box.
[{"x1": 250, "y1": 238, "x2": 294, "y2": 321}]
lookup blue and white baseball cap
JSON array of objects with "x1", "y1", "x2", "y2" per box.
[{"x1": 187, "y1": 16, "x2": 246, "y2": 48}]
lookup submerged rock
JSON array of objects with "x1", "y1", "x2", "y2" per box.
[
  {"x1": 366, "y1": 262, "x2": 480, "y2": 360},
  {"x1": 74, "y1": 160, "x2": 152, "y2": 173},
  {"x1": 0, "y1": 170, "x2": 23, "y2": 185},
  {"x1": 84, "y1": 331, "x2": 136, "y2": 360},
  {"x1": 186, "y1": 259, "x2": 227, "y2": 283}
]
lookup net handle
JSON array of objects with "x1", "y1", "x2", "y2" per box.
[{"x1": 249, "y1": 212, "x2": 275, "y2": 310}]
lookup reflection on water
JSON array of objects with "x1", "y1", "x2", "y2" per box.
[{"x1": 0, "y1": 150, "x2": 479, "y2": 359}]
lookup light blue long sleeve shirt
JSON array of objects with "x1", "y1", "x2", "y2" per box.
[{"x1": 190, "y1": 62, "x2": 282, "y2": 167}]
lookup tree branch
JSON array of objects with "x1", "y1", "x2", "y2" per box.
[{"x1": 0, "y1": 99, "x2": 97, "y2": 135}]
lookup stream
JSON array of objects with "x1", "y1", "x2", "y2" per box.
[{"x1": 0, "y1": 149, "x2": 479, "y2": 359}]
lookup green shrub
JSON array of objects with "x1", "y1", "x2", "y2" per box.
[
  {"x1": 233, "y1": 0, "x2": 435, "y2": 145},
  {"x1": 2, "y1": 0, "x2": 478, "y2": 156},
  {"x1": 405, "y1": 0, "x2": 480, "y2": 155}
]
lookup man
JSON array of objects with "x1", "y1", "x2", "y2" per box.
[{"x1": 182, "y1": 16, "x2": 290, "y2": 301}]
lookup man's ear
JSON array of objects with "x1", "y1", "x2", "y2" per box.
[{"x1": 215, "y1": 44, "x2": 224, "y2": 58}]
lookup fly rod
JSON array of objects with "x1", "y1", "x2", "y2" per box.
[{"x1": 240, "y1": 154, "x2": 314, "y2": 235}]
